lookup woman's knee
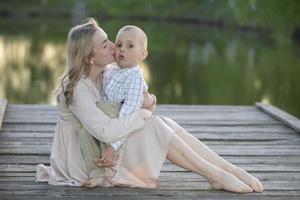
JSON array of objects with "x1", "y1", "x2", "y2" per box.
[{"x1": 157, "y1": 116, "x2": 184, "y2": 132}]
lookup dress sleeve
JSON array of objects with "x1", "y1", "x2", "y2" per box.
[{"x1": 69, "y1": 81, "x2": 146, "y2": 143}]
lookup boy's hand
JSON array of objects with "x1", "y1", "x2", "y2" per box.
[
  {"x1": 95, "y1": 146, "x2": 118, "y2": 167},
  {"x1": 142, "y1": 91, "x2": 156, "y2": 112},
  {"x1": 147, "y1": 94, "x2": 156, "y2": 112}
]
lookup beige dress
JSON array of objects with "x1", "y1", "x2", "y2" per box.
[{"x1": 35, "y1": 77, "x2": 184, "y2": 188}]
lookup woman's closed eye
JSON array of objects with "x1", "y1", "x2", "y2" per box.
[{"x1": 101, "y1": 42, "x2": 108, "y2": 48}]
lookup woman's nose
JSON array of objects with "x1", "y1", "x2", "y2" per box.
[{"x1": 109, "y1": 41, "x2": 116, "y2": 50}]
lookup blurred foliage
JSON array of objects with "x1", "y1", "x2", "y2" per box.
[{"x1": 0, "y1": 0, "x2": 299, "y2": 117}]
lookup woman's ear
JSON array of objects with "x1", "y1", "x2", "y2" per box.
[{"x1": 85, "y1": 53, "x2": 94, "y2": 65}]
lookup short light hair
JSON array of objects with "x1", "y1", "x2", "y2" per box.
[{"x1": 117, "y1": 25, "x2": 147, "y2": 50}]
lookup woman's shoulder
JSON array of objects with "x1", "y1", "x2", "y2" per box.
[
  {"x1": 75, "y1": 77, "x2": 101, "y2": 99},
  {"x1": 75, "y1": 76, "x2": 93, "y2": 91}
]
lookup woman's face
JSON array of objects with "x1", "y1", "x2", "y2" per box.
[{"x1": 92, "y1": 28, "x2": 116, "y2": 67}]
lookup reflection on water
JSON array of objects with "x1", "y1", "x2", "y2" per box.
[
  {"x1": 0, "y1": 34, "x2": 66, "y2": 104},
  {"x1": 0, "y1": 18, "x2": 299, "y2": 118}
]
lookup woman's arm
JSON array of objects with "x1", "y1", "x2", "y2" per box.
[{"x1": 70, "y1": 81, "x2": 149, "y2": 144}]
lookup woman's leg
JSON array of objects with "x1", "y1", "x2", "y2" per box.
[
  {"x1": 173, "y1": 128, "x2": 263, "y2": 192},
  {"x1": 167, "y1": 133, "x2": 253, "y2": 193}
]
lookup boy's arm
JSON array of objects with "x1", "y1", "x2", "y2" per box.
[
  {"x1": 110, "y1": 75, "x2": 144, "y2": 151},
  {"x1": 119, "y1": 75, "x2": 144, "y2": 117},
  {"x1": 110, "y1": 140, "x2": 123, "y2": 151}
]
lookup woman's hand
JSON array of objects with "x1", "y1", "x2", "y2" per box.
[
  {"x1": 142, "y1": 91, "x2": 156, "y2": 112},
  {"x1": 95, "y1": 146, "x2": 118, "y2": 167}
]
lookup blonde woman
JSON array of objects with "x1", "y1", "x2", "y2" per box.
[{"x1": 35, "y1": 18, "x2": 263, "y2": 193}]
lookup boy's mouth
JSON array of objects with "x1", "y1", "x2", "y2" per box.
[{"x1": 118, "y1": 54, "x2": 125, "y2": 60}]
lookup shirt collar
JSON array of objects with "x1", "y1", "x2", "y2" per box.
[{"x1": 118, "y1": 65, "x2": 139, "y2": 71}]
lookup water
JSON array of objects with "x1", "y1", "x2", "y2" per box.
[{"x1": 0, "y1": 18, "x2": 299, "y2": 118}]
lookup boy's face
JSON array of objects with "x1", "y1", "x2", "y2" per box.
[{"x1": 115, "y1": 30, "x2": 147, "y2": 68}]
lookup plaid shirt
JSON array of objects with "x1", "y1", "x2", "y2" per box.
[{"x1": 101, "y1": 64, "x2": 148, "y2": 150}]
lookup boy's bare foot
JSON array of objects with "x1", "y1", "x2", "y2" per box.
[
  {"x1": 208, "y1": 169, "x2": 253, "y2": 193},
  {"x1": 229, "y1": 166, "x2": 264, "y2": 192},
  {"x1": 82, "y1": 178, "x2": 104, "y2": 188}
]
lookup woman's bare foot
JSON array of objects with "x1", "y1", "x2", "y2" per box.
[
  {"x1": 208, "y1": 169, "x2": 253, "y2": 193},
  {"x1": 229, "y1": 166, "x2": 264, "y2": 192},
  {"x1": 82, "y1": 177, "x2": 104, "y2": 188}
]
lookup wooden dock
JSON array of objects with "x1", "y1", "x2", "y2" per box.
[{"x1": 0, "y1": 101, "x2": 300, "y2": 199}]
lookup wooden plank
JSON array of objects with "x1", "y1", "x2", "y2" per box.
[
  {"x1": 1, "y1": 188, "x2": 300, "y2": 198},
  {"x1": 1, "y1": 163, "x2": 300, "y2": 173},
  {"x1": 2, "y1": 155, "x2": 300, "y2": 165},
  {"x1": 1, "y1": 138, "x2": 300, "y2": 147},
  {"x1": 0, "y1": 180, "x2": 300, "y2": 192},
  {"x1": 2, "y1": 144, "x2": 300, "y2": 156},
  {"x1": 3, "y1": 106, "x2": 262, "y2": 115},
  {"x1": 0, "y1": 196, "x2": 299, "y2": 200},
  {"x1": 2, "y1": 171, "x2": 300, "y2": 181},
  {"x1": 1, "y1": 123, "x2": 296, "y2": 134},
  {"x1": 2, "y1": 171, "x2": 300, "y2": 182},
  {"x1": 1, "y1": 121, "x2": 281, "y2": 127},
  {"x1": 0, "y1": 98, "x2": 8, "y2": 129},
  {"x1": 3, "y1": 114, "x2": 275, "y2": 124},
  {"x1": 1, "y1": 104, "x2": 300, "y2": 199},
  {"x1": 256, "y1": 103, "x2": 300, "y2": 132},
  {"x1": 0, "y1": 134, "x2": 298, "y2": 145}
]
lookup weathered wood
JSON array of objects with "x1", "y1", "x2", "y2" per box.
[
  {"x1": 2, "y1": 138, "x2": 300, "y2": 147},
  {"x1": 1, "y1": 103, "x2": 300, "y2": 199},
  {"x1": 1, "y1": 163, "x2": 300, "y2": 173},
  {"x1": 1, "y1": 193, "x2": 299, "y2": 200},
  {"x1": 1, "y1": 155, "x2": 300, "y2": 165},
  {"x1": 0, "y1": 180, "x2": 298, "y2": 193},
  {"x1": 1, "y1": 180, "x2": 300, "y2": 192},
  {"x1": 0, "y1": 98, "x2": 8, "y2": 129},
  {"x1": 1, "y1": 189, "x2": 300, "y2": 198},
  {"x1": 1, "y1": 145, "x2": 300, "y2": 156},
  {"x1": 2, "y1": 171, "x2": 300, "y2": 182},
  {"x1": 256, "y1": 103, "x2": 300, "y2": 132},
  {"x1": 3, "y1": 123, "x2": 289, "y2": 133}
]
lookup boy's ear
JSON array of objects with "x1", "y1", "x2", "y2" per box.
[{"x1": 140, "y1": 49, "x2": 148, "y2": 60}]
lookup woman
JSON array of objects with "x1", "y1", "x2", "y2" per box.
[{"x1": 36, "y1": 18, "x2": 263, "y2": 193}]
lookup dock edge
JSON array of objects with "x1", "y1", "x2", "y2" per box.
[
  {"x1": 255, "y1": 102, "x2": 300, "y2": 133},
  {"x1": 0, "y1": 98, "x2": 8, "y2": 129}
]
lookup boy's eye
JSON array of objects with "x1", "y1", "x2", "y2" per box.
[
  {"x1": 128, "y1": 44, "x2": 134, "y2": 48},
  {"x1": 117, "y1": 44, "x2": 122, "y2": 48}
]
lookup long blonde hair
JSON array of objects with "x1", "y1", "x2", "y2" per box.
[{"x1": 56, "y1": 18, "x2": 99, "y2": 105}]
